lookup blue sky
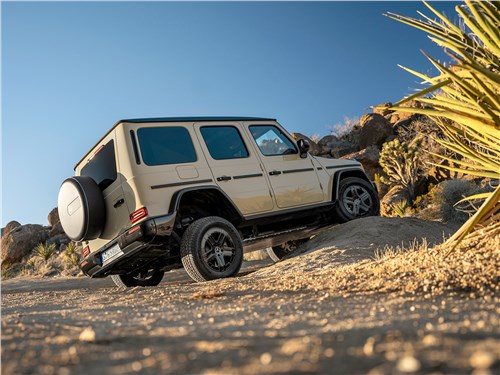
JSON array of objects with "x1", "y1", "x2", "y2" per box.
[{"x1": 1, "y1": 1, "x2": 459, "y2": 227}]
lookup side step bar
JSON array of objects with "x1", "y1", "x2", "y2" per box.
[{"x1": 242, "y1": 225, "x2": 325, "y2": 253}]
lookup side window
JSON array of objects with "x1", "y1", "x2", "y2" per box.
[
  {"x1": 200, "y1": 126, "x2": 249, "y2": 160},
  {"x1": 249, "y1": 125, "x2": 298, "y2": 156},
  {"x1": 137, "y1": 127, "x2": 197, "y2": 166},
  {"x1": 81, "y1": 140, "x2": 117, "y2": 191}
]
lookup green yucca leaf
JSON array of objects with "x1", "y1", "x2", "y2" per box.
[
  {"x1": 456, "y1": 192, "x2": 493, "y2": 204},
  {"x1": 448, "y1": 185, "x2": 500, "y2": 247},
  {"x1": 423, "y1": 1, "x2": 463, "y2": 33}
]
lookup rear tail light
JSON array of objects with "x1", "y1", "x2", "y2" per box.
[
  {"x1": 130, "y1": 207, "x2": 148, "y2": 223},
  {"x1": 82, "y1": 246, "x2": 90, "y2": 258}
]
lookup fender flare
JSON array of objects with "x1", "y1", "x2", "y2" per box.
[
  {"x1": 331, "y1": 168, "x2": 375, "y2": 202},
  {"x1": 168, "y1": 185, "x2": 244, "y2": 223}
]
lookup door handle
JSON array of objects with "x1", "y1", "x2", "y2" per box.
[
  {"x1": 217, "y1": 176, "x2": 232, "y2": 182},
  {"x1": 269, "y1": 170, "x2": 282, "y2": 176},
  {"x1": 113, "y1": 198, "x2": 125, "y2": 208}
]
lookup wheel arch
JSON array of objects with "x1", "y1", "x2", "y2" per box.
[
  {"x1": 331, "y1": 168, "x2": 374, "y2": 202},
  {"x1": 169, "y1": 186, "x2": 244, "y2": 225}
]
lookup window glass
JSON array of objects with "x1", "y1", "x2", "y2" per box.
[
  {"x1": 137, "y1": 127, "x2": 197, "y2": 166},
  {"x1": 249, "y1": 125, "x2": 298, "y2": 156},
  {"x1": 81, "y1": 140, "x2": 117, "y2": 191},
  {"x1": 200, "y1": 126, "x2": 249, "y2": 160}
]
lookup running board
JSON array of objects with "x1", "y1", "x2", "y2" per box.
[{"x1": 242, "y1": 226, "x2": 322, "y2": 253}]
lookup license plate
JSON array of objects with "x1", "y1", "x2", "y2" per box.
[{"x1": 101, "y1": 243, "x2": 123, "y2": 265}]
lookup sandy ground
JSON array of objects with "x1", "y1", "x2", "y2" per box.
[{"x1": 2, "y1": 218, "x2": 499, "y2": 374}]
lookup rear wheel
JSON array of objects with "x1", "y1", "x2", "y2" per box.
[
  {"x1": 266, "y1": 239, "x2": 308, "y2": 262},
  {"x1": 111, "y1": 268, "x2": 164, "y2": 287},
  {"x1": 181, "y1": 216, "x2": 243, "y2": 282},
  {"x1": 334, "y1": 177, "x2": 380, "y2": 223}
]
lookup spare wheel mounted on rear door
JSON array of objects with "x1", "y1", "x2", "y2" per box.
[{"x1": 58, "y1": 176, "x2": 106, "y2": 241}]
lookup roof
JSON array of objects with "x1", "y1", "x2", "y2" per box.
[
  {"x1": 119, "y1": 116, "x2": 276, "y2": 123},
  {"x1": 74, "y1": 116, "x2": 276, "y2": 170}
]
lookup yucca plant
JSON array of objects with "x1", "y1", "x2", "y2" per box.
[
  {"x1": 34, "y1": 242, "x2": 56, "y2": 261},
  {"x1": 63, "y1": 242, "x2": 81, "y2": 268},
  {"x1": 384, "y1": 0, "x2": 500, "y2": 247}
]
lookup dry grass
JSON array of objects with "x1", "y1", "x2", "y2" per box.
[{"x1": 244, "y1": 223, "x2": 499, "y2": 297}]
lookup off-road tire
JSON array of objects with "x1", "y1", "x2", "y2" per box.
[
  {"x1": 181, "y1": 216, "x2": 243, "y2": 282},
  {"x1": 110, "y1": 270, "x2": 164, "y2": 288},
  {"x1": 266, "y1": 238, "x2": 309, "y2": 262},
  {"x1": 334, "y1": 177, "x2": 380, "y2": 223}
]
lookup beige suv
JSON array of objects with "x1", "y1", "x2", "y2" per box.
[{"x1": 58, "y1": 117, "x2": 379, "y2": 287}]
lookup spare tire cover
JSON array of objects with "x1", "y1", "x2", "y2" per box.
[{"x1": 58, "y1": 176, "x2": 106, "y2": 241}]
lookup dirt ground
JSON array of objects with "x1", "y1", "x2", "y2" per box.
[{"x1": 2, "y1": 217, "x2": 499, "y2": 374}]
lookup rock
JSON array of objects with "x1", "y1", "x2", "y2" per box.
[
  {"x1": 396, "y1": 355, "x2": 421, "y2": 373},
  {"x1": 328, "y1": 140, "x2": 356, "y2": 158},
  {"x1": 341, "y1": 146, "x2": 382, "y2": 180},
  {"x1": 373, "y1": 102, "x2": 393, "y2": 117},
  {"x1": 47, "y1": 207, "x2": 59, "y2": 226},
  {"x1": 359, "y1": 114, "x2": 392, "y2": 149},
  {"x1": 290, "y1": 133, "x2": 321, "y2": 156},
  {"x1": 49, "y1": 221, "x2": 66, "y2": 237},
  {"x1": 46, "y1": 234, "x2": 71, "y2": 250},
  {"x1": 2, "y1": 221, "x2": 21, "y2": 238},
  {"x1": 469, "y1": 350, "x2": 495, "y2": 369},
  {"x1": 79, "y1": 327, "x2": 97, "y2": 343},
  {"x1": 380, "y1": 186, "x2": 411, "y2": 217},
  {"x1": 1, "y1": 224, "x2": 50, "y2": 265},
  {"x1": 318, "y1": 135, "x2": 339, "y2": 148}
]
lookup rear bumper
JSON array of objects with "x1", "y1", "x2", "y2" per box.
[{"x1": 80, "y1": 212, "x2": 176, "y2": 278}]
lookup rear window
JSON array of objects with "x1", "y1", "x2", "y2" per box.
[
  {"x1": 81, "y1": 140, "x2": 117, "y2": 191},
  {"x1": 137, "y1": 127, "x2": 197, "y2": 166}
]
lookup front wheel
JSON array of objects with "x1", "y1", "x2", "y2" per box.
[
  {"x1": 111, "y1": 269, "x2": 165, "y2": 287},
  {"x1": 181, "y1": 216, "x2": 243, "y2": 282},
  {"x1": 334, "y1": 177, "x2": 380, "y2": 223}
]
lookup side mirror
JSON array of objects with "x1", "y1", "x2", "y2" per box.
[{"x1": 297, "y1": 139, "x2": 310, "y2": 158}]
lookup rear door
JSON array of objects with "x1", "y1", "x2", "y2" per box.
[
  {"x1": 244, "y1": 123, "x2": 325, "y2": 209},
  {"x1": 77, "y1": 133, "x2": 130, "y2": 242},
  {"x1": 194, "y1": 122, "x2": 274, "y2": 215}
]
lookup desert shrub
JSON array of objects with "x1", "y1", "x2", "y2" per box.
[
  {"x1": 386, "y1": 1, "x2": 500, "y2": 245},
  {"x1": 309, "y1": 134, "x2": 321, "y2": 143},
  {"x1": 33, "y1": 242, "x2": 56, "y2": 261},
  {"x1": 330, "y1": 116, "x2": 359, "y2": 138},
  {"x1": 1, "y1": 264, "x2": 14, "y2": 279},
  {"x1": 433, "y1": 179, "x2": 486, "y2": 223},
  {"x1": 389, "y1": 200, "x2": 413, "y2": 218},
  {"x1": 63, "y1": 242, "x2": 81, "y2": 268},
  {"x1": 379, "y1": 139, "x2": 423, "y2": 199}
]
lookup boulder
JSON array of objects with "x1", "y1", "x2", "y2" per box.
[
  {"x1": 380, "y1": 186, "x2": 411, "y2": 217},
  {"x1": 318, "y1": 135, "x2": 339, "y2": 148},
  {"x1": 290, "y1": 133, "x2": 321, "y2": 156},
  {"x1": 47, "y1": 207, "x2": 59, "y2": 226},
  {"x1": 2, "y1": 221, "x2": 21, "y2": 238},
  {"x1": 46, "y1": 234, "x2": 71, "y2": 250},
  {"x1": 373, "y1": 102, "x2": 394, "y2": 117},
  {"x1": 341, "y1": 146, "x2": 382, "y2": 180},
  {"x1": 359, "y1": 114, "x2": 392, "y2": 149},
  {"x1": 49, "y1": 221, "x2": 66, "y2": 237},
  {"x1": 1, "y1": 224, "x2": 49, "y2": 265},
  {"x1": 330, "y1": 140, "x2": 355, "y2": 158}
]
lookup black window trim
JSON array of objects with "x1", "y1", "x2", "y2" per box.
[{"x1": 130, "y1": 130, "x2": 141, "y2": 165}]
